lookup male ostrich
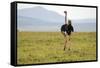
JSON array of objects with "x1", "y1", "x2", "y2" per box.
[{"x1": 61, "y1": 11, "x2": 74, "y2": 51}]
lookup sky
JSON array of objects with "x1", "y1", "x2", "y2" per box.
[
  {"x1": 17, "y1": 3, "x2": 96, "y2": 20},
  {"x1": 17, "y1": 3, "x2": 96, "y2": 32}
]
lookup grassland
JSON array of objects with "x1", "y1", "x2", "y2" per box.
[{"x1": 17, "y1": 32, "x2": 96, "y2": 64}]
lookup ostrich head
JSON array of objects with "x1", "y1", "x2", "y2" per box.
[{"x1": 64, "y1": 11, "x2": 67, "y2": 14}]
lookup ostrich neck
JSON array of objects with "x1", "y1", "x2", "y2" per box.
[{"x1": 65, "y1": 14, "x2": 67, "y2": 24}]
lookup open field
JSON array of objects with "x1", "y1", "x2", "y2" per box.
[{"x1": 17, "y1": 32, "x2": 96, "y2": 64}]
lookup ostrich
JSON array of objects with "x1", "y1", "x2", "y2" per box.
[{"x1": 61, "y1": 11, "x2": 74, "y2": 51}]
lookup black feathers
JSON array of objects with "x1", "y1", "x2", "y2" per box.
[{"x1": 61, "y1": 24, "x2": 74, "y2": 35}]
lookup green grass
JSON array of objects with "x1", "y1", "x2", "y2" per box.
[{"x1": 17, "y1": 32, "x2": 96, "y2": 64}]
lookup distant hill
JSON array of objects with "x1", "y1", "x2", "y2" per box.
[
  {"x1": 18, "y1": 6, "x2": 96, "y2": 32},
  {"x1": 72, "y1": 19, "x2": 96, "y2": 32},
  {"x1": 18, "y1": 6, "x2": 64, "y2": 22}
]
